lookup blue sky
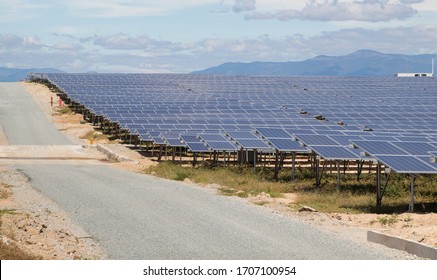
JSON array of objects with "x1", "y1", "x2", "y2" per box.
[{"x1": 1, "y1": 0, "x2": 437, "y2": 72}]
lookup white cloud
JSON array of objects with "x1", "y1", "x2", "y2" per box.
[
  {"x1": 51, "y1": 42, "x2": 84, "y2": 51},
  {"x1": 0, "y1": 34, "x2": 43, "y2": 50},
  {"x1": 246, "y1": 0, "x2": 419, "y2": 22},
  {"x1": 2, "y1": 24, "x2": 437, "y2": 72},
  {"x1": 0, "y1": 0, "x2": 47, "y2": 22},
  {"x1": 83, "y1": 33, "x2": 191, "y2": 53},
  {"x1": 232, "y1": 0, "x2": 256, "y2": 13},
  {"x1": 298, "y1": 24, "x2": 437, "y2": 55},
  {"x1": 58, "y1": 0, "x2": 219, "y2": 17},
  {"x1": 399, "y1": 0, "x2": 423, "y2": 3}
]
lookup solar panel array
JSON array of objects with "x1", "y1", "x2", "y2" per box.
[
  {"x1": 30, "y1": 73, "x2": 437, "y2": 174},
  {"x1": 353, "y1": 140, "x2": 437, "y2": 174},
  {"x1": 255, "y1": 127, "x2": 309, "y2": 153}
]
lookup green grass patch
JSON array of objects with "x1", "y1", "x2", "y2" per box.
[
  {"x1": 54, "y1": 106, "x2": 73, "y2": 115},
  {"x1": 145, "y1": 162, "x2": 299, "y2": 198},
  {"x1": 370, "y1": 215, "x2": 399, "y2": 226}
]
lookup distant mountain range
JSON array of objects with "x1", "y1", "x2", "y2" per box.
[
  {"x1": 2, "y1": 50, "x2": 436, "y2": 80},
  {"x1": 0, "y1": 67, "x2": 63, "y2": 82},
  {"x1": 193, "y1": 50, "x2": 436, "y2": 76}
]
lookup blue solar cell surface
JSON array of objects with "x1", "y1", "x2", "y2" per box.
[
  {"x1": 180, "y1": 135, "x2": 210, "y2": 152},
  {"x1": 198, "y1": 134, "x2": 228, "y2": 142},
  {"x1": 352, "y1": 141, "x2": 409, "y2": 155},
  {"x1": 166, "y1": 138, "x2": 185, "y2": 147},
  {"x1": 267, "y1": 138, "x2": 309, "y2": 152},
  {"x1": 184, "y1": 142, "x2": 210, "y2": 152},
  {"x1": 375, "y1": 155, "x2": 437, "y2": 174},
  {"x1": 206, "y1": 141, "x2": 238, "y2": 151},
  {"x1": 294, "y1": 134, "x2": 339, "y2": 146},
  {"x1": 255, "y1": 127, "x2": 291, "y2": 139},
  {"x1": 226, "y1": 131, "x2": 259, "y2": 140},
  {"x1": 310, "y1": 146, "x2": 361, "y2": 160},
  {"x1": 235, "y1": 139, "x2": 271, "y2": 149},
  {"x1": 391, "y1": 142, "x2": 436, "y2": 156}
]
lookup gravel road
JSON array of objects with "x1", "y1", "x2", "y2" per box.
[{"x1": 1, "y1": 83, "x2": 414, "y2": 259}]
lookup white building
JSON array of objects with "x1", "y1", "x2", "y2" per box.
[{"x1": 395, "y1": 58, "x2": 435, "y2": 77}]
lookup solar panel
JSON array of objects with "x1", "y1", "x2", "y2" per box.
[
  {"x1": 352, "y1": 140, "x2": 409, "y2": 155},
  {"x1": 226, "y1": 131, "x2": 258, "y2": 139},
  {"x1": 206, "y1": 141, "x2": 237, "y2": 151},
  {"x1": 235, "y1": 139, "x2": 271, "y2": 149},
  {"x1": 180, "y1": 135, "x2": 210, "y2": 152},
  {"x1": 166, "y1": 138, "x2": 186, "y2": 147},
  {"x1": 184, "y1": 142, "x2": 210, "y2": 152},
  {"x1": 391, "y1": 141, "x2": 436, "y2": 156},
  {"x1": 375, "y1": 155, "x2": 437, "y2": 174},
  {"x1": 255, "y1": 127, "x2": 291, "y2": 139},
  {"x1": 198, "y1": 134, "x2": 227, "y2": 142},
  {"x1": 180, "y1": 135, "x2": 198, "y2": 143},
  {"x1": 294, "y1": 134, "x2": 339, "y2": 146},
  {"x1": 267, "y1": 138, "x2": 309, "y2": 152},
  {"x1": 310, "y1": 145, "x2": 361, "y2": 160},
  {"x1": 147, "y1": 132, "x2": 167, "y2": 145},
  {"x1": 328, "y1": 135, "x2": 362, "y2": 145}
]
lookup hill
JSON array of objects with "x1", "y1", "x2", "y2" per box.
[
  {"x1": 192, "y1": 50, "x2": 436, "y2": 76},
  {"x1": 0, "y1": 67, "x2": 64, "y2": 82}
]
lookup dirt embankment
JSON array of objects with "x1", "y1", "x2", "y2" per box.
[
  {"x1": 0, "y1": 166, "x2": 107, "y2": 259},
  {"x1": 248, "y1": 190, "x2": 437, "y2": 248}
]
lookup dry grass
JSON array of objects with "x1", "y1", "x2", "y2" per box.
[
  {"x1": 145, "y1": 162, "x2": 298, "y2": 198},
  {"x1": 0, "y1": 183, "x2": 12, "y2": 200},
  {"x1": 0, "y1": 240, "x2": 41, "y2": 260},
  {"x1": 144, "y1": 162, "x2": 437, "y2": 214},
  {"x1": 80, "y1": 131, "x2": 108, "y2": 141},
  {"x1": 53, "y1": 106, "x2": 73, "y2": 115}
]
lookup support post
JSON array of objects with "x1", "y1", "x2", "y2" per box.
[
  {"x1": 253, "y1": 149, "x2": 257, "y2": 173},
  {"x1": 336, "y1": 160, "x2": 341, "y2": 191},
  {"x1": 376, "y1": 163, "x2": 382, "y2": 208},
  {"x1": 158, "y1": 145, "x2": 163, "y2": 162},
  {"x1": 409, "y1": 175, "x2": 416, "y2": 212},
  {"x1": 274, "y1": 150, "x2": 279, "y2": 181},
  {"x1": 315, "y1": 157, "x2": 320, "y2": 187},
  {"x1": 291, "y1": 152, "x2": 296, "y2": 181},
  {"x1": 357, "y1": 160, "x2": 363, "y2": 181}
]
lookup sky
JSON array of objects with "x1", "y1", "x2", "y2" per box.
[{"x1": 1, "y1": 0, "x2": 437, "y2": 73}]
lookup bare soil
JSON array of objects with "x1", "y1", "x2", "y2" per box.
[
  {"x1": 245, "y1": 191, "x2": 437, "y2": 248},
  {"x1": 0, "y1": 166, "x2": 107, "y2": 260},
  {"x1": 0, "y1": 81, "x2": 434, "y2": 259}
]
